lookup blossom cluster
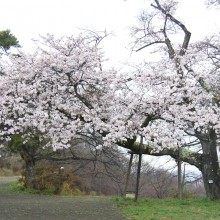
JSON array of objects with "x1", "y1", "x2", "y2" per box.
[{"x1": 0, "y1": 32, "x2": 219, "y2": 151}]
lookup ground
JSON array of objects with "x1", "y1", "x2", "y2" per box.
[{"x1": 0, "y1": 177, "x2": 127, "y2": 220}]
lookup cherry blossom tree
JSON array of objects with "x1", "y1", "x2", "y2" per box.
[
  {"x1": 0, "y1": 1, "x2": 220, "y2": 199},
  {"x1": 0, "y1": 32, "x2": 107, "y2": 145},
  {"x1": 130, "y1": 0, "x2": 220, "y2": 200}
]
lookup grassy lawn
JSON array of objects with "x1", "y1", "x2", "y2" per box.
[{"x1": 115, "y1": 197, "x2": 220, "y2": 220}]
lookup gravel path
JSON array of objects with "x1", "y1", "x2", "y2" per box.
[{"x1": 0, "y1": 177, "x2": 127, "y2": 220}]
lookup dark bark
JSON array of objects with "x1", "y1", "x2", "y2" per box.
[
  {"x1": 20, "y1": 143, "x2": 36, "y2": 189},
  {"x1": 24, "y1": 157, "x2": 36, "y2": 189},
  {"x1": 198, "y1": 129, "x2": 220, "y2": 200}
]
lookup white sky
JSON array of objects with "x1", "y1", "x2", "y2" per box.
[{"x1": 0, "y1": 0, "x2": 220, "y2": 68}]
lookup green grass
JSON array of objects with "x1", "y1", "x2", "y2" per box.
[
  {"x1": 115, "y1": 197, "x2": 220, "y2": 220},
  {"x1": 8, "y1": 181, "x2": 55, "y2": 195},
  {"x1": 7, "y1": 181, "x2": 85, "y2": 196}
]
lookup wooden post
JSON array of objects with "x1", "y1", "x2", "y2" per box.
[
  {"x1": 135, "y1": 152, "x2": 142, "y2": 201},
  {"x1": 178, "y1": 145, "x2": 182, "y2": 200},
  {"x1": 124, "y1": 152, "x2": 134, "y2": 197},
  {"x1": 135, "y1": 136, "x2": 143, "y2": 201}
]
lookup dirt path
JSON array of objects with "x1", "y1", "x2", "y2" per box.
[{"x1": 0, "y1": 177, "x2": 127, "y2": 220}]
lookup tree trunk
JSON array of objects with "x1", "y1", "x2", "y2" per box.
[
  {"x1": 20, "y1": 143, "x2": 36, "y2": 189},
  {"x1": 25, "y1": 158, "x2": 36, "y2": 189},
  {"x1": 199, "y1": 129, "x2": 220, "y2": 200}
]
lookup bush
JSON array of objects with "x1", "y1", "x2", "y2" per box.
[{"x1": 20, "y1": 163, "x2": 82, "y2": 195}]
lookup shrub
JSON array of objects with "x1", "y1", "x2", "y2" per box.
[{"x1": 20, "y1": 162, "x2": 82, "y2": 195}]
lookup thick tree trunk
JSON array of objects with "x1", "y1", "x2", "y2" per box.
[
  {"x1": 25, "y1": 158, "x2": 36, "y2": 189},
  {"x1": 20, "y1": 143, "x2": 37, "y2": 189},
  {"x1": 199, "y1": 129, "x2": 220, "y2": 200}
]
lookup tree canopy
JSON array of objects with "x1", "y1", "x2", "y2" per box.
[
  {"x1": 0, "y1": 29, "x2": 19, "y2": 54},
  {"x1": 0, "y1": 0, "x2": 220, "y2": 199}
]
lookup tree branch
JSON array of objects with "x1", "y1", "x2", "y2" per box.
[
  {"x1": 119, "y1": 141, "x2": 202, "y2": 170},
  {"x1": 136, "y1": 41, "x2": 165, "y2": 52},
  {"x1": 151, "y1": 0, "x2": 191, "y2": 56}
]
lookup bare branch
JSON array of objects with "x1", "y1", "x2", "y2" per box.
[{"x1": 136, "y1": 40, "x2": 165, "y2": 52}]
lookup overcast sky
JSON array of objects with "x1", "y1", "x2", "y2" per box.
[{"x1": 1, "y1": 0, "x2": 220, "y2": 68}]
